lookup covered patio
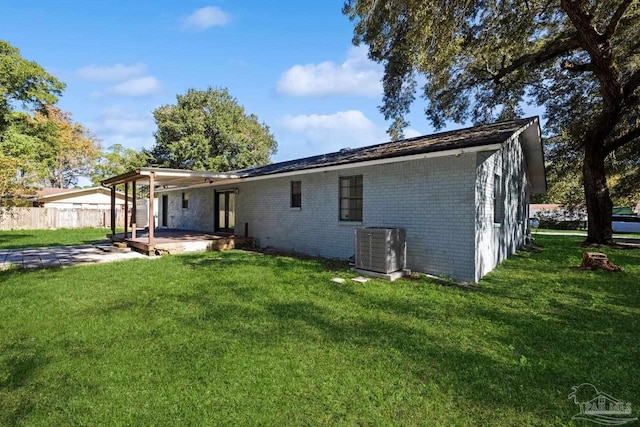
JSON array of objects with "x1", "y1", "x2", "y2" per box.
[
  {"x1": 101, "y1": 168, "x2": 249, "y2": 255},
  {"x1": 109, "y1": 228, "x2": 254, "y2": 255}
]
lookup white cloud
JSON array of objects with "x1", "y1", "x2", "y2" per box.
[
  {"x1": 403, "y1": 128, "x2": 423, "y2": 139},
  {"x1": 181, "y1": 6, "x2": 229, "y2": 31},
  {"x1": 282, "y1": 110, "x2": 379, "y2": 134},
  {"x1": 92, "y1": 107, "x2": 155, "y2": 135},
  {"x1": 277, "y1": 46, "x2": 382, "y2": 97},
  {"x1": 278, "y1": 110, "x2": 386, "y2": 159},
  {"x1": 88, "y1": 107, "x2": 156, "y2": 150},
  {"x1": 76, "y1": 63, "x2": 147, "y2": 81},
  {"x1": 276, "y1": 110, "x2": 424, "y2": 161},
  {"x1": 106, "y1": 76, "x2": 162, "y2": 97}
]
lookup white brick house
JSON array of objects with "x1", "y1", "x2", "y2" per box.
[{"x1": 104, "y1": 117, "x2": 545, "y2": 282}]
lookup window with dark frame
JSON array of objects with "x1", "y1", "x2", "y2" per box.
[
  {"x1": 182, "y1": 192, "x2": 189, "y2": 210},
  {"x1": 493, "y1": 174, "x2": 503, "y2": 223},
  {"x1": 291, "y1": 181, "x2": 301, "y2": 208},
  {"x1": 517, "y1": 178, "x2": 525, "y2": 222},
  {"x1": 339, "y1": 175, "x2": 363, "y2": 221}
]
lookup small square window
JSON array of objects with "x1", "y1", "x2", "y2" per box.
[
  {"x1": 291, "y1": 181, "x2": 301, "y2": 208},
  {"x1": 182, "y1": 192, "x2": 189, "y2": 210}
]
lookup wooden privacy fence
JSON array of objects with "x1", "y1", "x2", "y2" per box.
[{"x1": 0, "y1": 207, "x2": 125, "y2": 230}]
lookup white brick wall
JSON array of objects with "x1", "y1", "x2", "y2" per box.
[
  {"x1": 158, "y1": 188, "x2": 214, "y2": 231},
  {"x1": 235, "y1": 154, "x2": 478, "y2": 281},
  {"x1": 474, "y1": 136, "x2": 528, "y2": 281},
  {"x1": 157, "y1": 143, "x2": 530, "y2": 282}
]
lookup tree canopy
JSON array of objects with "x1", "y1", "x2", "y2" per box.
[
  {"x1": 344, "y1": 0, "x2": 640, "y2": 243},
  {"x1": 0, "y1": 40, "x2": 65, "y2": 132},
  {"x1": 0, "y1": 40, "x2": 66, "y2": 220},
  {"x1": 91, "y1": 144, "x2": 150, "y2": 186},
  {"x1": 149, "y1": 87, "x2": 277, "y2": 171},
  {"x1": 34, "y1": 105, "x2": 101, "y2": 188},
  {"x1": 2, "y1": 105, "x2": 101, "y2": 188}
]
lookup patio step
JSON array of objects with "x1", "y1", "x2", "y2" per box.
[{"x1": 95, "y1": 243, "x2": 132, "y2": 253}]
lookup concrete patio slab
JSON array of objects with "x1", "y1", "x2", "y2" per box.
[{"x1": 0, "y1": 243, "x2": 148, "y2": 271}]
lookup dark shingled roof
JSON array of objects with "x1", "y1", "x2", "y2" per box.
[{"x1": 235, "y1": 117, "x2": 536, "y2": 178}]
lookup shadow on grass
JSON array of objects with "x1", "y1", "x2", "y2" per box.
[
  {"x1": 0, "y1": 263, "x2": 72, "y2": 280},
  {"x1": 0, "y1": 227, "x2": 113, "y2": 251},
  {"x1": 27, "y1": 238, "x2": 634, "y2": 423},
  {"x1": 0, "y1": 234, "x2": 32, "y2": 246},
  {"x1": 0, "y1": 337, "x2": 50, "y2": 426},
  {"x1": 177, "y1": 249, "x2": 349, "y2": 275},
  {"x1": 262, "y1": 299, "x2": 573, "y2": 416},
  {"x1": 0, "y1": 238, "x2": 109, "y2": 251},
  {"x1": 194, "y1": 242, "x2": 635, "y2": 417}
]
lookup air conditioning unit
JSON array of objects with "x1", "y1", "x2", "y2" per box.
[{"x1": 355, "y1": 228, "x2": 406, "y2": 274}]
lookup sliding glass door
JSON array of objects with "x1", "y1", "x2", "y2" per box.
[{"x1": 215, "y1": 191, "x2": 235, "y2": 233}]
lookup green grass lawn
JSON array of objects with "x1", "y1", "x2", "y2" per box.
[
  {"x1": 532, "y1": 228, "x2": 588, "y2": 234},
  {"x1": 0, "y1": 228, "x2": 113, "y2": 250},
  {"x1": 532, "y1": 228, "x2": 640, "y2": 239},
  {"x1": 0, "y1": 235, "x2": 638, "y2": 426}
]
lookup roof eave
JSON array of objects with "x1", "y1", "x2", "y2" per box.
[
  {"x1": 520, "y1": 118, "x2": 547, "y2": 194},
  {"x1": 101, "y1": 169, "x2": 143, "y2": 186},
  {"x1": 37, "y1": 186, "x2": 129, "y2": 201},
  {"x1": 238, "y1": 142, "x2": 505, "y2": 182},
  {"x1": 101, "y1": 167, "x2": 242, "y2": 187}
]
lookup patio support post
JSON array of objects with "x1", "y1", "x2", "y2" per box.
[
  {"x1": 110, "y1": 186, "x2": 116, "y2": 238},
  {"x1": 124, "y1": 182, "x2": 129, "y2": 238},
  {"x1": 148, "y1": 172, "x2": 155, "y2": 246},
  {"x1": 131, "y1": 180, "x2": 137, "y2": 239}
]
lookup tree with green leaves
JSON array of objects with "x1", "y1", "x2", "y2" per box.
[
  {"x1": 149, "y1": 87, "x2": 277, "y2": 171},
  {"x1": 0, "y1": 112, "x2": 41, "y2": 191},
  {"x1": 343, "y1": 0, "x2": 640, "y2": 244},
  {"x1": 33, "y1": 105, "x2": 101, "y2": 188},
  {"x1": 90, "y1": 143, "x2": 151, "y2": 186},
  {"x1": 0, "y1": 40, "x2": 65, "y2": 220},
  {"x1": 0, "y1": 40, "x2": 65, "y2": 132},
  {"x1": 2, "y1": 105, "x2": 101, "y2": 188}
]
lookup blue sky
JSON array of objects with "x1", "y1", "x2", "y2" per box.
[{"x1": 3, "y1": 1, "x2": 448, "y2": 165}]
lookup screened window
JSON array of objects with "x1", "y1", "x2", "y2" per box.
[
  {"x1": 291, "y1": 181, "x2": 301, "y2": 208},
  {"x1": 182, "y1": 192, "x2": 189, "y2": 210},
  {"x1": 339, "y1": 175, "x2": 363, "y2": 221}
]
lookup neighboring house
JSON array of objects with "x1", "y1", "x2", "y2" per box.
[
  {"x1": 529, "y1": 203, "x2": 561, "y2": 219},
  {"x1": 103, "y1": 117, "x2": 546, "y2": 282},
  {"x1": 1, "y1": 187, "x2": 134, "y2": 230},
  {"x1": 33, "y1": 187, "x2": 129, "y2": 209}
]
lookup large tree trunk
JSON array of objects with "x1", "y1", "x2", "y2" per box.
[
  {"x1": 561, "y1": 0, "x2": 624, "y2": 244},
  {"x1": 583, "y1": 142, "x2": 613, "y2": 244}
]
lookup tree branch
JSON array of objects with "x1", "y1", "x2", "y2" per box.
[
  {"x1": 490, "y1": 33, "x2": 581, "y2": 83},
  {"x1": 623, "y1": 69, "x2": 640, "y2": 101},
  {"x1": 604, "y1": 126, "x2": 640, "y2": 154},
  {"x1": 562, "y1": 0, "x2": 623, "y2": 112},
  {"x1": 603, "y1": 0, "x2": 633, "y2": 40},
  {"x1": 561, "y1": 60, "x2": 595, "y2": 72}
]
